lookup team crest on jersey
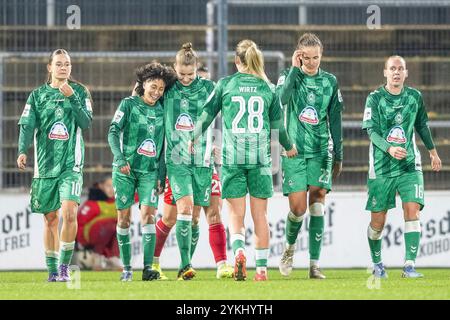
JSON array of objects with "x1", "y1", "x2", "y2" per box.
[
  {"x1": 137, "y1": 139, "x2": 157, "y2": 157},
  {"x1": 175, "y1": 113, "x2": 194, "y2": 131},
  {"x1": 48, "y1": 122, "x2": 69, "y2": 140},
  {"x1": 386, "y1": 126, "x2": 407, "y2": 144},
  {"x1": 395, "y1": 113, "x2": 403, "y2": 124},
  {"x1": 148, "y1": 124, "x2": 155, "y2": 133},
  {"x1": 55, "y1": 107, "x2": 64, "y2": 119},
  {"x1": 277, "y1": 75, "x2": 286, "y2": 86},
  {"x1": 299, "y1": 107, "x2": 319, "y2": 125},
  {"x1": 307, "y1": 92, "x2": 315, "y2": 104},
  {"x1": 180, "y1": 99, "x2": 189, "y2": 109}
]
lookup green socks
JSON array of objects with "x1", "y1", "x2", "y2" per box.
[
  {"x1": 231, "y1": 233, "x2": 245, "y2": 257},
  {"x1": 176, "y1": 214, "x2": 192, "y2": 269},
  {"x1": 45, "y1": 251, "x2": 59, "y2": 274},
  {"x1": 404, "y1": 220, "x2": 421, "y2": 264},
  {"x1": 59, "y1": 241, "x2": 75, "y2": 265},
  {"x1": 309, "y1": 203, "x2": 324, "y2": 261},
  {"x1": 117, "y1": 226, "x2": 132, "y2": 271},
  {"x1": 191, "y1": 224, "x2": 200, "y2": 259},
  {"x1": 285, "y1": 211, "x2": 304, "y2": 246},
  {"x1": 255, "y1": 248, "x2": 269, "y2": 273},
  {"x1": 367, "y1": 224, "x2": 383, "y2": 264},
  {"x1": 142, "y1": 224, "x2": 156, "y2": 268}
]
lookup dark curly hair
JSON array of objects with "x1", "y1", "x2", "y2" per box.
[{"x1": 135, "y1": 61, "x2": 177, "y2": 96}]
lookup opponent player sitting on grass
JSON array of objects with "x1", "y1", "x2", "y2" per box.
[
  {"x1": 108, "y1": 62, "x2": 177, "y2": 282},
  {"x1": 362, "y1": 55, "x2": 442, "y2": 279}
]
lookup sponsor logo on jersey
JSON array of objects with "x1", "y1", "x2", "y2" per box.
[
  {"x1": 395, "y1": 113, "x2": 403, "y2": 124},
  {"x1": 393, "y1": 104, "x2": 404, "y2": 109},
  {"x1": 277, "y1": 75, "x2": 286, "y2": 86},
  {"x1": 386, "y1": 126, "x2": 407, "y2": 144},
  {"x1": 307, "y1": 92, "x2": 315, "y2": 104},
  {"x1": 299, "y1": 106, "x2": 319, "y2": 125},
  {"x1": 175, "y1": 113, "x2": 194, "y2": 131},
  {"x1": 55, "y1": 107, "x2": 64, "y2": 119},
  {"x1": 48, "y1": 122, "x2": 69, "y2": 140},
  {"x1": 137, "y1": 139, "x2": 157, "y2": 157},
  {"x1": 22, "y1": 104, "x2": 31, "y2": 117}
]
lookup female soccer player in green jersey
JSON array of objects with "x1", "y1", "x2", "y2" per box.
[
  {"x1": 108, "y1": 62, "x2": 177, "y2": 282},
  {"x1": 276, "y1": 33, "x2": 344, "y2": 279},
  {"x1": 17, "y1": 49, "x2": 93, "y2": 282},
  {"x1": 363, "y1": 56, "x2": 442, "y2": 279},
  {"x1": 158, "y1": 43, "x2": 233, "y2": 281},
  {"x1": 193, "y1": 39, "x2": 297, "y2": 281}
]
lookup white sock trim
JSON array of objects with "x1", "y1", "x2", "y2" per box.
[
  {"x1": 60, "y1": 241, "x2": 75, "y2": 251},
  {"x1": 405, "y1": 220, "x2": 421, "y2": 233},
  {"x1": 255, "y1": 248, "x2": 269, "y2": 260},
  {"x1": 153, "y1": 257, "x2": 160, "y2": 264},
  {"x1": 405, "y1": 260, "x2": 415, "y2": 267},
  {"x1": 177, "y1": 214, "x2": 192, "y2": 222},
  {"x1": 230, "y1": 233, "x2": 245, "y2": 244},
  {"x1": 116, "y1": 226, "x2": 130, "y2": 236},
  {"x1": 142, "y1": 224, "x2": 156, "y2": 234},
  {"x1": 288, "y1": 211, "x2": 305, "y2": 223},
  {"x1": 310, "y1": 259, "x2": 319, "y2": 267},
  {"x1": 309, "y1": 202, "x2": 325, "y2": 217},
  {"x1": 45, "y1": 251, "x2": 59, "y2": 258},
  {"x1": 367, "y1": 225, "x2": 383, "y2": 240}
]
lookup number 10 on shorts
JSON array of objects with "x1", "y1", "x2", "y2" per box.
[{"x1": 414, "y1": 184, "x2": 424, "y2": 199}]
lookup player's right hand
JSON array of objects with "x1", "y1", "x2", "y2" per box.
[
  {"x1": 17, "y1": 154, "x2": 27, "y2": 170},
  {"x1": 292, "y1": 50, "x2": 303, "y2": 68},
  {"x1": 285, "y1": 144, "x2": 298, "y2": 158},
  {"x1": 388, "y1": 146, "x2": 407, "y2": 160},
  {"x1": 120, "y1": 162, "x2": 131, "y2": 175}
]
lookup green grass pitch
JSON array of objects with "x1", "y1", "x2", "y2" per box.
[{"x1": 1, "y1": 269, "x2": 449, "y2": 300}]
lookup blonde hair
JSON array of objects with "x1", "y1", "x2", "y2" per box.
[
  {"x1": 297, "y1": 33, "x2": 323, "y2": 52},
  {"x1": 175, "y1": 42, "x2": 198, "y2": 66},
  {"x1": 235, "y1": 39, "x2": 269, "y2": 83},
  {"x1": 384, "y1": 55, "x2": 406, "y2": 69}
]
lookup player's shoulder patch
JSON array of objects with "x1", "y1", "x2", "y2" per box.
[
  {"x1": 337, "y1": 89, "x2": 343, "y2": 103},
  {"x1": 113, "y1": 110, "x2": 124, "y2": 123},
  {"x1": 363, "y1": 107, "x2": 372, "y2": 121},
  {"x1": 277, "y1": 75, "x2": 286, "y2": 87},
  {"x1": 21, "y1": 104, "x2": 31, "y2": 117}
]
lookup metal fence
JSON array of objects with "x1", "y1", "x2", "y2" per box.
[{"x1": 1, "y1": 0, "x2": 449, "y2": 191}]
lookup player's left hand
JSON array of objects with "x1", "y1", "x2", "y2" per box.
[
  {"x1": 429, "y1": 149, "x2": 442, "y2": 172},
  {"x1": 59, "y1": 81, "x2": 74, "y2": 97},
  {"x1": 332, "y1": 160, "x2": 342, "y2": 180}
]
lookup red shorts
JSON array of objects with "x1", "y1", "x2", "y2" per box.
[{"x1": 164, "y1": 173, "x2": 221, "y2": 206}]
